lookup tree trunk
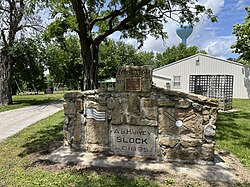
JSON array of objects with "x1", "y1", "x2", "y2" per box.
[
  {"x1": 0, "y1": 50, "x2": 13, "y2": 105},
  {"x1": 81, "y1": 43, "x2": 99, "y2": 91}
]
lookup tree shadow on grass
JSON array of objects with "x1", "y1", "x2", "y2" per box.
[
  {"x1": 18, "y1": 121, "x2": 64, "y2": 157},
  {"x1": 216, "y1": 111, "x2": 250, "y2": 148}
]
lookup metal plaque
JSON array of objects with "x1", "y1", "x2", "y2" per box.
[{"x1": 125, "y1": 77, "x2": 141, "y2": 91}]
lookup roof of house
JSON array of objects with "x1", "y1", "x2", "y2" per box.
[
  {"x1": 153, "y1": 53, "x2": 249, "y2": 72},
  {"x1": 152, "y1": 74, "x2": 171, "y2": 80}
]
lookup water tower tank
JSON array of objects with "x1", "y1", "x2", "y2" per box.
[{"x1": 176, "y1": 23, "x2": 193, "y2": 44}]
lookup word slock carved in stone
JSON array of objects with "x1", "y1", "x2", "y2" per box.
[{"x1": 63, "y1": 66, "x2": 219, "y2": 164}]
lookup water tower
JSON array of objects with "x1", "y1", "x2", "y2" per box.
[{"x1": 176, "y1": 23, "x2": 193, "y2": 44}]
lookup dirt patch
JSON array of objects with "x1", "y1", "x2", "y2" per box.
[{"x1": 28, "y1": 145, "x2": 250, "y2": 187}]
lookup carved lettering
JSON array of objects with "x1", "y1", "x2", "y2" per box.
[{"x1": 110, "y1": 125, "x2": 156, "y2": 157}]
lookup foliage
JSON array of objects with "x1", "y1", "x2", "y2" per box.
[
  {"x1": 44, "y1": 0, "x2": 216, "y2": 90},
  {"x1": 236, "y1": 58, "x2": 250, "y2": 66},
  {"x1": 0, "y1": 98, "x2": 249, "y2": 186},
  {"x1": 0, "y1": 0, "x2": 44, "y2": 105},
  {"x1": 0, "y1": 111, "x2": 159, "y2": 186},
  {"x1": 164, "y1": 178, "x2": 176, "y2": 186},
  {"x1": 216, "y1": 99, "x2": 250, "y2": 168},
  {"x1": 232, "y1": 6, "x2": 250, "y2": 62},
  {"x1": 155, "y1": 43, "x2": 206, "y2": 67},
  {"x1": 0, "y1": 0, "x2": 42, "y2": 48},
  {"x1": 98, "y1": 40, "x2": 155, "y2": 80},
  {"x1": 45, "y1": 35, "x2": 83, "y2": 90},
  {"x1": 0, "y1": 92, "x2": 64, "y2": 112},
  {"x1": 11, "y1": 38, "x2": 46, "y2": 94}
]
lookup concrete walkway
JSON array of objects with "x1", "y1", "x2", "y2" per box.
[
  {"x1": 0, "y1": 100, "x2": 64, "y2": 142},
  {"x1": 47, "y1": 147, "x2": 250, "y2": 185}
]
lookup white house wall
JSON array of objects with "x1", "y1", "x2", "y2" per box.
[
  {"x1": 153, "y1": 54, "x2": 250, "y2": 98},
  {"x1": 152, "y1": 76, "x2": 171, "y2": 89}
]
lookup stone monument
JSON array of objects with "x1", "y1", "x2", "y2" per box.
[{"x1": 63, "y1": 66, "x2": 218, "y2": 164}]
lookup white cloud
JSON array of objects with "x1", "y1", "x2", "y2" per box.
[
  {"x1": 109, "y1": 0, "x2": 238, "y2": 58},
  {"x1": 139, "y1": 0, "x2": 226, "y2": 53},
  {"x1": 236, "y1": 0, "x2": 246, "y2": 10},
  {"x1": 200, "y1": 0, "x2": 224, "y2": 14},
  {"x1": 201, "y1": 36, "x2": 236, "y2": 57}
]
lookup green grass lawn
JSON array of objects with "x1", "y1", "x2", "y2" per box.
[
  {"x1": 0, "y1": 92, "x2": 65, "y2": 112},
  {"x1": 216, "y1": 99, "x2": 250, "y2": 168},
  {"x1": 0, "y1": 98, "x2": 249, "y2": 186},
  {"x1": 0, "y1": 111, "x2": 159, "y2": 187}
]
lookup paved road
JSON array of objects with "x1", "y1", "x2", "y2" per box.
[{"x1": 0, "y1": 100, "x2": 64, "y2": 142}]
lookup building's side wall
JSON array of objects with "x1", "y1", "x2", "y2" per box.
[
  {"x1": 153, "y1": 55, "x2": 250, "y2": 98},
  {"x1": 152, "y1": 76, "x2": 171, "y2": 89}
]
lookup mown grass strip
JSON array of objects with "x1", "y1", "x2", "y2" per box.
[
  {"x1": 0, "y1": 111, "x2": 158, "y2": 187},
  {"x1": 0, "y1": 92, "x2": 65, "y2": 112},
  {"x1": 216, "y1": 99, "x2": 250, "y2": 168}
]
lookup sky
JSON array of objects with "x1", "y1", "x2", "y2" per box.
[{"x1": 109, "y1": 0, "x2": 250, "y2": 59}]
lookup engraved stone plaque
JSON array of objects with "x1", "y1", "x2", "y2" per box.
[
  {"x1": 115, "y1": 66, "x2": 152, "y2": 92},
  {"x1": 110, "y1": 125, "x2": 156, "y2": 157},
  {"x1": 125, "y1": 77, "x2": 141, "y2": 91}
]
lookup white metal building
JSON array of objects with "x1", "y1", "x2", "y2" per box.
[{"x1": 153, "y1": 53, "x2": 250, "y2": 99}]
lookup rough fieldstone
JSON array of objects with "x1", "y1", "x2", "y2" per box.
[
  {"x1": 176, "y1": 147, "x2": 198, "y2": 160},
  {"x1": 201, "y1": 144, "x2": 215, "y2": 161},
  {"x1": 158, "y1": 108, "x2": 178, "y2": 135},
  {"x1": 139, "y1": 119, "x2": 157, "y2": 126},
  {"x1": 159, "y1": 136, "x2": 179, "y2": 148},
  {"x1": 63, "y1": 102, "x2": 77, "y2": 115},
  {"x1": 73, "y1": 113, "x2": 83, "y2": 148},
  {"x1": 85, "y1": 101, "x2": 107, "y2": 111},
  {"x1": 203, "y1": 115, "x2": 210, "y2": 124},
  {"x1": 86, "y1": 119, "x2": 108, "y2": 145},
  {"x1": 64, "y1": 92, "x2": 83, "y2": 100},
  {"x1": 175, "y1": 98, "x2": 192, "y2": 109},
  {"x1": 204, "y1": 124, "x2": 216, "y2": 137},
  {"x1": 181, "y1": 138, "x2": 202, "y2": 148},
  {"x1": 142, "y1": 106, "x2": 157, "y2": 120},
  {"x1": 142, "y1": 98, "x2": 156, "y2": 107},
  {"x1": 128, "y1": 95, "x2": 140, "y2": 115},
  {"x1": 157, "y1": 98, "x2": 175, "y2": 107},
  {"x1": 75, "y1": 99, "x2": 83, "y2": 111},
  {"x1": 111, "y1": 98, "x2": 128, "y2": 124},
  {"x1": 130, "y1": 115, "x2": 139, "y2": 125},
  {"x1": 192, "y1": 102, "x2": 203, "y2": 111},
  {"x1": 107, "y1": 97, "x2": 115, "y2": 109},
  {"x1": 180, "y1": 114, "x2": 204, "y2": 137},
  {"x1": 85, "y1": 144, "x2": 108, "y2": 153},
  {"x1": 64, "y1": 115, "x2": 69, "y2": 125}
]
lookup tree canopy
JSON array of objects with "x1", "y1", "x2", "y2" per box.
[
  {"x1": 45, "y1": 35, "x2": 83, "y2": 90},
  {"x1": 11, "y1": 38, "x2": 46, "y2": 94},
  {"x1": 44, "y1": 0, "x2": 216, "y2": 90},
  {"x1": 232, "y1": 6, "x2": 250, "y2": 63},
  {"x1": 99, "y1": 39, "x2": 154, "y2": 80},
  {"x1": 0, "y1": 0, "x2": 43, "y2": 105},
  {"x1": 156, "y1": 43, "x2": 206, "y2": 67}
]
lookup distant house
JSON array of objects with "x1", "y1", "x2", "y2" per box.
[{"x1": 153, "y1": 53, "x2": 250, "y2": 99}]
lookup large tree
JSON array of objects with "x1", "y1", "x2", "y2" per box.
[
  {"x1": 232, "y1": 6, "x2": 250, "y2": 62},
  {"x1": 46, "y1": 0, "x2": 216, "y2": 90},
  {"x1": 0, "y1": 0, "x2": 42, "y2": 105}
]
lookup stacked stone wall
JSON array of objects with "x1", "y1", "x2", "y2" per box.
[{"x1": 64, "y1": 86, "x2": 218, "y2": 164}]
